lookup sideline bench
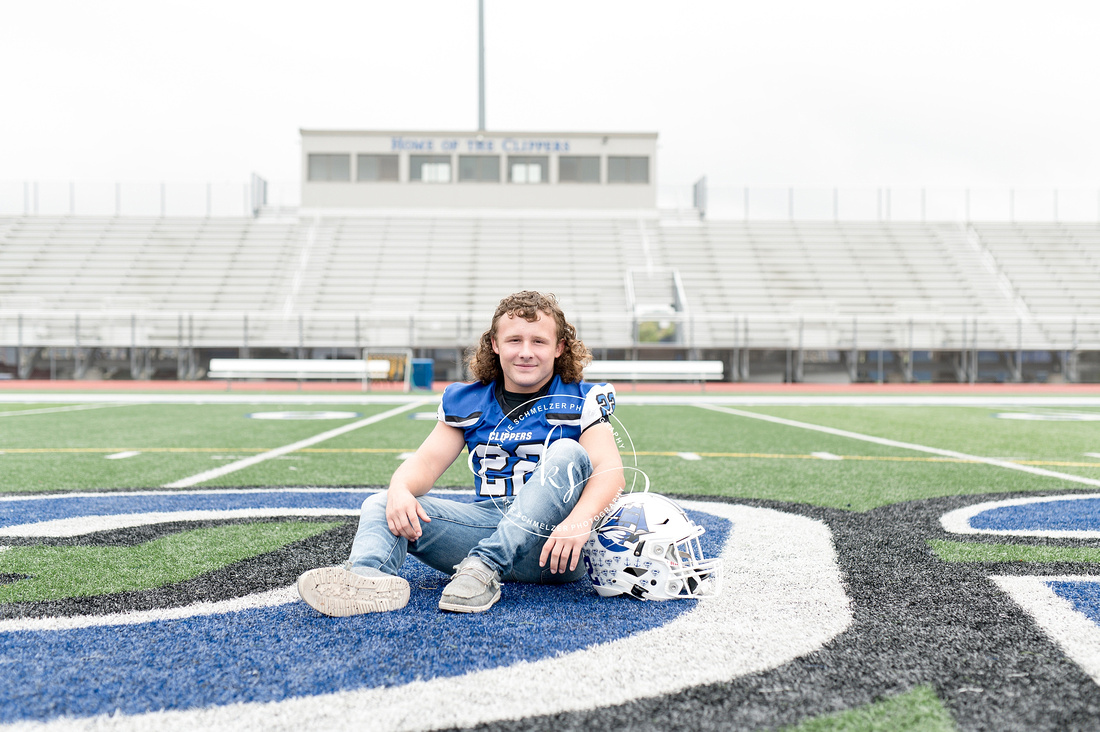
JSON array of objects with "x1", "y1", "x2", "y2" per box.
[
  {"x1": 583, "y1": 360, "x2": 724, "y2": 383},
  {"x1": 207, "y1": 358, "x2": 400, "y2": 390}
]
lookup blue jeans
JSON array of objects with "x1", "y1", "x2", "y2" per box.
[{"x1": 347, "y1": 438, "x2": 592, "y2": 583}]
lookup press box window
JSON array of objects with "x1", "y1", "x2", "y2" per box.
[
  {"x1": 558, "y1": 156, "x2": 600, "y2": 183},
  {"x1": 307, "y1": 154, "x2": 351, "y2": 182},
  {"x1": 410, "y1": 155, "x2": 452, "y2": 183},
  {"x1": 608, "y1": 156, "x2": 649, "y2": 184},
  {"x1": 357, "y1": 154, "x2": 399, "y2": 182},
  {"x1": 509, "y1": 156, "x2": 548, "y2": 184},
  {"x1": 458, "y1": 155, "x2": 500, "y2": 182}
]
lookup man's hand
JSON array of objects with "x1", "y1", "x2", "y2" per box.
[
  {"x1": 386, "y1": 486, "x2": 431, "y2": 541},
  {"x1": 539, "y1": 522, "x2": 591, "y2": 575},
  {"x1": 382, "y1": 422, "x2": 464, "y2": 541}
]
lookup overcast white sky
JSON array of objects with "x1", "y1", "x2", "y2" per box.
[{"x1": 2, "y1": 0, "x2": 1098, "y2": 191}]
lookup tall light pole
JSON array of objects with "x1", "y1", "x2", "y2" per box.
[{"x1": 478, "y1": 0, "x2": 486, "y2": 131}]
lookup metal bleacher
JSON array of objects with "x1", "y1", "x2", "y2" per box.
[
  {"x1": 660, "y1": 221, "x2": 1012, "y2": 314},
  {"x1": 1, "y1": 212, "x2": 1098, "y2": 354},
  {"x1": 651, "y1": 219, "x2": 1033, "y2": 350},
  {"x1": 0, "y1": 216, "x2": 298, "y2": 312},
  {"x1": 973, "y1": 223, "x2": 1100, "y2": 317},
  {"x1": 288, "y1": 216, "x2": 633, "y2": 314},
  {"x1": 279, "y1": 215, "x2": 638, "y2": 347}
]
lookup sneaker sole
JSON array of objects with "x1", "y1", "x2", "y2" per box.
[
  {"x1": 297, "y1": 566, "x2": 410, "y2": 617},
  {"x1": 438, "y1": 587, "x2": 501, "y2": 613}
]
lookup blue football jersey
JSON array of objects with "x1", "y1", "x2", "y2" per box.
[{"x1": 436, "y1": 375, "x2": 616, "y2": 500}]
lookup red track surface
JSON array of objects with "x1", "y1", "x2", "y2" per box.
[{"x1": 2, "y1": 379, "x2": 1099, "y2": 395}]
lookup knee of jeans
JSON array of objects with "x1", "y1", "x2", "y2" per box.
[
  {"x1": 545, "y1": 438, "x2": 590, "y2": 469},
  {"x1": 361, "y1": 491, "x2": 388, "y2": 516}
]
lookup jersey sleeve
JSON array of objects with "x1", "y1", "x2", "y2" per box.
[
  {"x1": 437, "y1": 382, "x2": 483, "y2": 428},
  {"x1": 580, "y1": 382, "x2": 616, "y2": 432}
]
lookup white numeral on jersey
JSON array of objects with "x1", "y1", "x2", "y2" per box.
[
  {"x1": 470, "y1": 442, "x2": 546, "y2": 496},
  {"x1": 512, "y1": 443, "x2": 545, "y2": 493},
  {"x1": 471, "y1": 444, "x2": 510, "y2": 497}
]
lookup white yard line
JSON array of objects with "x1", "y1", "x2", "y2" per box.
[
  {"x1": 162, "y1": 400, "x2": 430, "y2": 488},
  {"x1": 699, "y1": 404, "x2": 1100, "y2": 489},
  {"x1": 993, "y1": 575, "x2": 1100, "y2": 688},
  {"x1": 0, "y1": 586, "x2": 302, "y2": 634},
  {"x1": 105, "y1": 451, "x2": 141, "y2": 460},
  {"x1": 0, "y1": 403, "x2": 136, "y2": 417}
]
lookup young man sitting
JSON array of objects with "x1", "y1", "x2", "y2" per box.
[{"x1": 298, "y1": 291, "x2": 624, "y2": 614}]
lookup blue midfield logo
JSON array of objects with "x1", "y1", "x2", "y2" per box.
[
  {"x1": 0, "y1": 489, "x2": 726, "y2": 726},
  {"x1": 942, "y1": 493, "x2": 1100, "y2": 680}
]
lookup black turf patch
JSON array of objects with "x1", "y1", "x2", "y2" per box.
[
  {"x1": 0, "y1": 515, "x2": 349, "y2": 548},
  {"x1": 446, "y1": 492, "x2": 1100, "y2": 732},
  {"x1": 0, "y1": 520, "x2": 357, "y2": 620}
]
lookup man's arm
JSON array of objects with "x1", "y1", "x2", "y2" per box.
[
  {"x1": 540, "y1": 421, "x2": 625, "y2": 574},
  {"x1": 386, "y1": 421, "x2": 466, "y2": 541}
]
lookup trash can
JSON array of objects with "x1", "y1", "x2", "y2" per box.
[{"x1": 410, "y1": 358, "x2": 434, "y2": 390}]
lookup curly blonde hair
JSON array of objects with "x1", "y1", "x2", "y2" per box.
[{"x1": 468, "y1": 291, "x2": 591, "y2": 385}]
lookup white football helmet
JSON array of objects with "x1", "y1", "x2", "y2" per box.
[{"x1": 582, "y1": 491, "x2": 721, "y2": 600}]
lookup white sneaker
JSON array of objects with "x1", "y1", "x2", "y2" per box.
[
  {"x1": 438, "y1": 556, "x2": 501, "y2": 613},
  {"x1": 297, "y1": 565, "x2": 410, "y2": 616}
]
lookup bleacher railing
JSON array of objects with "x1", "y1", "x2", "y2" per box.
[
  {"x1": 3, "y1": 181, "x2": 1100, "y2": 222},
  {"x1": 2, "y1": 310, "x2": 1097, "y2": 352},
  {"x1": 0, "y1": 180, "x2": 298, "y2": 218},
  {"x1": 660, "y1": 185, "x2": 1100, "y2": 223}
]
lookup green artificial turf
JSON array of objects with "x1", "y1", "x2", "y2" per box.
[
  {"x1": 2, "y1": 400, "x2": 1095, "y2": 510},
  {"x1": 206, "y1": 407, "x2": 454, "y2": 487},
  {"x1": 628, "y1": 452, "x2": 1055, "y2": 511},
  {"x1": 613, "y1": 405, "x2": 918, "y2": 459},
  {"x1": 0, "y1": 403, "x2": 394, "y2": 492},
  {"x1": 734, "y1": 406, "x2": 1100, "y2": 479},
  {"x1": 930, "y1": 540, "x2": 1100, "y2": 564},
  {"x1": 0, "y1": 520, "x2": 339, "y2": 602},
  {"x1": 0, "y1": 403, "x2": 389, "y2": 450},
  {"x1": 0, "y1": 452, "x2": 248, "y2": 493},
  {"x1": 608, "y1": 404, "x2": 1091, "y2": 510},
  {"x1": 0, "y1": 404, "x2": 91, "y2": 414},
  {"x1": 783, "y1": 685, "x2": 956, "y2": 731}
]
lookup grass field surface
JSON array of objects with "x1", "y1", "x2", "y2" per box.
[{"x1": 2, "y1": 387, "x2": 1100, "y2": 730}]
